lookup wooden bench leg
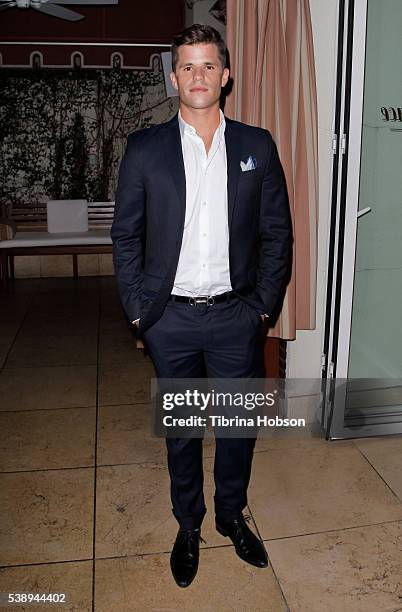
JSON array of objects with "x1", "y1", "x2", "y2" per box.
[
  {"x1": 73, "y1": 254, "x2": 78, "y2": 279},
  {"x1": 9, "y1": 255, "x2": 14, "y2": 280},
  {"x1": 0, "y1": 251, "x2": 9, "y2": 289}
]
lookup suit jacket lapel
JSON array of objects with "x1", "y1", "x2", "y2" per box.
[
  {"x1": 224, "y1": 118, "x2": 241, "y2": 228},
  {"x1": 162, "y1": 115, "x2": 186, "y2": 229}
]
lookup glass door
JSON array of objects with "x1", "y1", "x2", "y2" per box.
[{"x1": 324, "y1": 0, "x2": 402, "y2": 438}]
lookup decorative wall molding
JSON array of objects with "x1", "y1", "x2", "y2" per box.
[{"x1": 0, "y1": 42, "x2": 168, "y2": 70}]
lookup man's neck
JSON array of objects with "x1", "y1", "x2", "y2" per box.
[{"x1": 179, "y1": 104, "x2": 221, "y2": 139}]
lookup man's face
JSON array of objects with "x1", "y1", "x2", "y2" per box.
[{"x1": 170, "y1": 43, "x2": 229, "y2": 111}]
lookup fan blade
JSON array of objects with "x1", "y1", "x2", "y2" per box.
[
  {"x1": 50, "y1": 0, "x2": 118, "y2": 4},
  {"x1": 0, "y1": 2, "x2": 16, "y2": 11},
  {"x1": 33, "y1": 3, "x2": 84, "y2": 20}
]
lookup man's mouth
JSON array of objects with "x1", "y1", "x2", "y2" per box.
[{"x1": 190, "y1": 87, "x2": 208, "y2": 92}]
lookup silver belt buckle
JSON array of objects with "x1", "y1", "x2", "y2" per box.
[
  {"x1": 189, "y1": 296, "x2": 211, "y2": 305},
  {"x1": 189, "y1": 296, "x2": 207, "y2": 305},
  {"x1": 207, "y1": 296, "x2": 215, "y2": 305}
]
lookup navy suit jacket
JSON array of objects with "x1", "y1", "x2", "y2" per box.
[{"x1": 111, "y1": 113, "x2": 292, "y2": 336}]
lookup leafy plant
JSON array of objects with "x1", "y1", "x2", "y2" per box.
[{"x1": 0, "y1": 65, "x2": 177, "y2": 214}]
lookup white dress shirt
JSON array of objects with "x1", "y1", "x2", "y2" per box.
[{"x1": 172, "y1": 109, "x2": 232, "y2": 297}]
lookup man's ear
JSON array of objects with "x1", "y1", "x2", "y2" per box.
[
  {"x1": 170, "y1": 71, "x2": 179, "y2": 91},
  {"x1": 221, "y1": 67, "x2": 229, "y2": 88}
]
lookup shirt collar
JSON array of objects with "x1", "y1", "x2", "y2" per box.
[{"x1": 178, "y1": 109, "x2": 226, "y2": 139}]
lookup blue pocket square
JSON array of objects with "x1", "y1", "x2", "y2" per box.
[{"x1": 240, "y1": 155, "x2": 257, "y2": 172}]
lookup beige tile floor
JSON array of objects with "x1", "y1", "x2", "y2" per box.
[{"x1": 0, "y1": 277, "x2": 401, "y2": 611}]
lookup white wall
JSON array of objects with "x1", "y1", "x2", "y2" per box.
[{"x1": 286, "y1": 0, "x2": 339, "y2": 380}]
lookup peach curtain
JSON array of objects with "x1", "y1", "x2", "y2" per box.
[{"x1": 226, "y1": 0, "x2": 318, "y2": 340}]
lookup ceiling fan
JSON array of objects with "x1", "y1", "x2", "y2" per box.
[{"x1": 0, "y1": 0, "x2": 118, "y2": 22}]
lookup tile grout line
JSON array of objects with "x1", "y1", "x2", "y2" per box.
[
  {"x1": 0, "y1": 284, "x2": 38, "y2": 374},
  {"x1": 91, "y1": 280, "x2": 102, "y2": 612},
  {"x1": 1, "y1": 460, "x2": 167, "y2": 475},
  {"x1": 2, "y1": 517, "x2": 402, "y2": 570},
  {"x1": 0, "y1": 405, "x2": 98, "y2": 414},
  {"x1": 2, "y1": 520, "x2": 402, "y2": 571},
  {"x1": 3, "y1": 361, "x2": 99, "y2": 369},
  {"x1": 260, "y1": 517, "x2": 402, "y2": 542},
  {"x1": 353, "y1": 443, "x2": 402, "y2": 504},
  {"x1": 1, "y1": 465, "x2": 97, "y2": 475},
  {"x1": 1, "y1": 360, "x2": 148, "y2": 370},
  {"x1": 247, "y1": 504, "x2": 291, "y2": 611},
  {"x1": 0, "y1": 398, "x2": 152, "y2": 410},
  {"x1": 258, "y1": 517, "x2": 402, "y2": 608},
  {"x1": 0, "y1": 401, "x2": 150, "y2": 415},
  {"x1": 5, "y1": 441, "x2": 400, "y2": 492},
  {"x1": 0, "y1": 558, "x2": 93, "y2": 570}
]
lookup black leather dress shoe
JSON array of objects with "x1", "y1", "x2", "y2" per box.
[
  {"x1": 170, "y1": 528, "x2": 204, "y2": 588},
  {"x1": 216, "y1": 514, "x2": 268, "y2": 568}
]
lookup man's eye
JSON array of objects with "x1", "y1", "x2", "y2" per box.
[
  {"x1": 206, "y1": 65, "x2": 214, "y2": 70},
  {"x1": 184, "y1": 67, "x2": 192, "y2": 71}
]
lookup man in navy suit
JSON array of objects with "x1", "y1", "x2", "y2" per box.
[{"x1": 111, "y1": 24, "x2": 292, "y2": 587}]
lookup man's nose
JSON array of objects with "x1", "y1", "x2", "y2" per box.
[{"x1": 192, "y1": 67, "x2": 204, "y2": 80}]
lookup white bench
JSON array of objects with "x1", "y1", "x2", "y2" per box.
[{"x1": 0, "y1": 201, "x2": 114, "y2": 287}]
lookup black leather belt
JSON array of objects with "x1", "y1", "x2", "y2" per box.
[{"x1": 169, "y1": 291, "x2": 235, "y2": 305}]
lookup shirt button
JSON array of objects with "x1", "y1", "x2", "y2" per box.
[
  {"x1": 203, "y1": 202, "x2": 207, "y2": 206},
  {"x1": 202, "y1": 264, "x2": 206, "y2": 268},
  {"x1": 203, "y1": 233, "x2": 207, "y2": 237}
]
